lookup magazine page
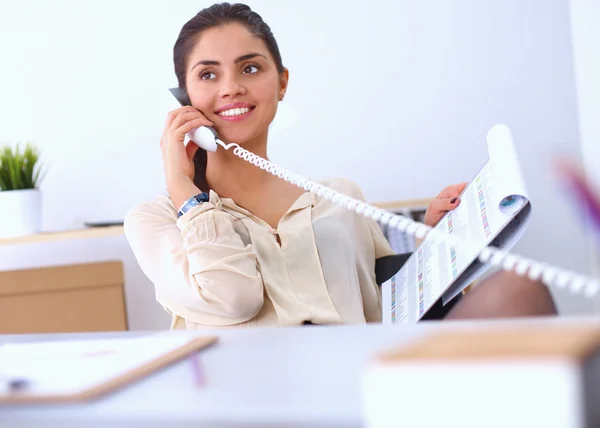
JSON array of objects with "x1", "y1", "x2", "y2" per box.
[
  {"x1": 381, "y1": 125, "x2": 532, "y2": 324},
  {"x1": 441, "y1": 125, "x2": 532, "y2": 302}
]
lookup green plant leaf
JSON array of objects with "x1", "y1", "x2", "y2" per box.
[{"x1": 0, "y1": 142, "x2": 45, "y2": 191}]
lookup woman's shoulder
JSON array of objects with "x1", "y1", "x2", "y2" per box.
[{"x1": 317, "y1": 177, "x2": 367, "y2": 201}]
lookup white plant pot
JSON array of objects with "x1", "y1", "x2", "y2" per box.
[{"x1": 0, "y1": 189, "x2": 42, "y2": 239}]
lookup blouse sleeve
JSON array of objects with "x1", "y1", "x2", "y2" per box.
[
  {"x1": 367, "y1": 217, "x2": 396, "y2": 259},
  {"x1": 124, "y1": 198, "x2": 264, "y2": 326},
  {"x1": 336, "y1": 178, "x2": 397, "y2": 323}
]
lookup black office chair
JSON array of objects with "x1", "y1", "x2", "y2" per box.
[
  {"x1": 374, "y1": 253, "x2": 412, "y2": 286},
  {"x1": 374, "y1": 253, "x2": 462, "y2": 321}
]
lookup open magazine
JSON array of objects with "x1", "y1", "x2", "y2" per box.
[{"x1": 381, "y1": 128, "x2": 532, "y2": 324}]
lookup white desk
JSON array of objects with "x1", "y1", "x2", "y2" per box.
[{"x1": 0, "y1": 318, "x2": 589, "y2": 428}]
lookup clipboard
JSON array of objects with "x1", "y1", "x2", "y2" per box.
[{"x1": 0, "y1": 334, "x2": 217, "y2": 405}]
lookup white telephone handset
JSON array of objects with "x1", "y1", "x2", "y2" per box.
[
  {"x1": 188, "y1": 126, "x2": 218, "y2": 153},
  {"x1": 168, "y1": 87, "x2": 218, "y2": 152},
  {"x1": 167, "y1": 87, "x2": 600, "y2": 298}
]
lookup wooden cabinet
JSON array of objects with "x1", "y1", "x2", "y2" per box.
[
  {"x1": 0, "y1": 226, "x2": 128, "y2": 334},
  {"x1": 0, "y1": 260, "x2": 127, "y2": 334}
]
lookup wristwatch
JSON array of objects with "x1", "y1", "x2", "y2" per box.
[{"x1": 177, "y1": 192, "x2": 210, "y2": 218}]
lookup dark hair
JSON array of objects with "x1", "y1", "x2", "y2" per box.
[{"x1": 173, "y1": 2, "x2": 285, "y2": 192}]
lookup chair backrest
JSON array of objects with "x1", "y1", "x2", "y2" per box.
[{"x1": 374, "y1": 253, "x2": 412, "y2": 287}]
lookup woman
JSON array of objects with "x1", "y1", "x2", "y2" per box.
[{"x1": 124, "y1": 2, "x2": 556, "y2": 329}]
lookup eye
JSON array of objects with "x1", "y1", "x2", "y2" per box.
[
  {"x1": 242, "y1": 64, "x2": 260, "y2": 75},
  {"x1": 200, "y1": 71, "x2": 216, "y2": 80}
]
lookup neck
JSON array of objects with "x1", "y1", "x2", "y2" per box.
[{"x1": 205, "y1": 133, "x2": 274, "y2": 199}]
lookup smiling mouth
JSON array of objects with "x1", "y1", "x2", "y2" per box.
[{"x1": 217, "y1": 106, "x2": 256, "y2": 117}]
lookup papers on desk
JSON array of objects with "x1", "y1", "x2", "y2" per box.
[{"x1": 0, "y1": 334, "x2": 217, "y2": 404}]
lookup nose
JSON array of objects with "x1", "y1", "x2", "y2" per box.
[{"x1": 218, "y1": 72, "x2": 246, "y2": 99}]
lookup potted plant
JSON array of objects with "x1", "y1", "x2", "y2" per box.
[{"x1": 0, "y1": 143, "x2": 45, "y2": 239}]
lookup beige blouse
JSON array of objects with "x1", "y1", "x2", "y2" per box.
[{"x1": 124, "y1": 177, "x2": 396, "y2": 330}]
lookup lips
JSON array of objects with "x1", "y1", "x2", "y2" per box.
[{"x1": 215, "y1": 102, "x2": 255, "y2": 118}]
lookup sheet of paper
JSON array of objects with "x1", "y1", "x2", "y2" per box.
[
  {"x1": 382, "y1": 256, "x2": 417, "y2": 324},
  {"x1": 382, "y1": 268, "x2": 410, "y2": 324},
  {"x1": 487, "y1": 124, "x2": 529, "y2": 210},
  {"x1": 0, "y1": 334, "x2": 194, "y2": 397},
  {"x1": 442, "y1": 199, "x2": 533, "y2": 300}
]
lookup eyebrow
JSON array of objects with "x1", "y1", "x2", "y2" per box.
[{"x1": 191, "y1": 53, "x2": 267, "y2": 71}]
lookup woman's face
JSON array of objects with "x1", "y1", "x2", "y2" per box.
[{"x1": 185, "y1": 23, "x2": 288, "y2": 146}]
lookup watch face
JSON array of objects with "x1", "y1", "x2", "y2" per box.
[
  {"x1": 187, "y1": 199, "x2": 200, "y2": 209},
  {"x1": 178, "y1": 193, "x2": 208, "y2": 217}
]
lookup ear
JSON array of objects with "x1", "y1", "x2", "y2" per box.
[{"x1": 278, "y1": 68, "x2": 289, "y2": 101}]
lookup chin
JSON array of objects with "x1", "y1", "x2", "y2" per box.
[{"x1": 218, "y1": 125, "x2": 268, "y2": 147}]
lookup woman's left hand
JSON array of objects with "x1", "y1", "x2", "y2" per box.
[{"x1": 424, "y1": 182, "x2": 468, "y2": 227}]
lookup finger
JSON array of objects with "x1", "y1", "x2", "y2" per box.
[
  {"x1": 438, "y1": 182, "x2": 468, "y2": 199},
  {"x1": 170, "y1": 110, "x2": 213, "y2": 132},
  {"x1": 454, "y1": 182, "x2": 468, "y2": 194},
  {"x1": 165, "y1": 107, "x2": 192, "y2": 128},
  {"x1": 169, "y1": 110, "x2": 205, "y2": 130},
  {"x1": 173, "y1": 117, "x2": 215, "y2": 141},
  {"x1": 428, "y1": 197, "x2": 460, "y2": 214},
  {"x1": 165, "y1": 109, "x2": 180, "y2": 128},
  {"x1": 165, "y1": 106, "x2": 210, "y2": 129},
  {"x1": 436, "y1": 185, "x2": 455, "y2": 199}
]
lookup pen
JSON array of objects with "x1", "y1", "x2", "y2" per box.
[
  {"x1": 188, "y1": 354, "x2": 205, "y2": 388},
  {"x1": 555, "y1": 159, "x2": 600, "y2": 233},
  {"x1": 557, "y1": 160, "x2": 600, "y2": 242}
]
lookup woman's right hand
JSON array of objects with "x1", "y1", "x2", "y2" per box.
[
  {"x1": 160, "y1": 106, "x2": 214, "y2": 187},
  {"x1": 161, "y1": 106, "x2": 214, "y2": 210}
]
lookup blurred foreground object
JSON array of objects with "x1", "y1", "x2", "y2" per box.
[
  {"x1": 555, "y1": 158, "x2": 600, "y2": 244},
  {"x1": 363, "y1": 325, "x2": 600, "y2": 428}
]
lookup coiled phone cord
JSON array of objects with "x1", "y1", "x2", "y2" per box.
[{"x1": 216, "y1": 140, "x2": 600, "y2": 298}]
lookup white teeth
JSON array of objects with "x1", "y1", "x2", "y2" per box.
[{"x1": 219, "y1": 107, "x2": 250, "y2": 117}]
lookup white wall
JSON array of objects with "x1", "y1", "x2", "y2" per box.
[
  {"x1": 0, "y1": 0, "x2": 595, "y2": 328},
  {"x1": 570, "y1": 0, "x2": 600, "y2": 184},
  {"x1": 569, "y1": 0, "x2": 600, "y2": 291}
]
